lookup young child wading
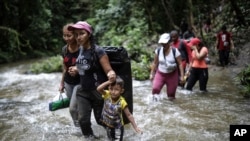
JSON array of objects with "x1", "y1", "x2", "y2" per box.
[{"x1": 97, "y1": 76, "x2": 142, "y2": 141}]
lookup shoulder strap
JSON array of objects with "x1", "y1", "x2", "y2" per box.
[
  {"x1": 156, "y1": 47, "x2": 164, "y2": 59},
  {"x1": 157, "y1": 47, "x2": 161, "y2": 56},
  {"x1": 178, "y1": 40, "x2": 183, "y2": 49},
  {"x1": 158, "y1": 47, "x2": 167, "y2": 60},
  {"x1": 157, "y1": 47, "x2": 176, "y2": 61},
  {"x1": 172, "y1": 47, "x2": 177, "y2": 64},
  {"x1": 172, "y1": 47, "x2": 176, "y2": 57},
  {"x1": 62, "y1": 45, "x2": 67, "y2": 57},
  {"x1": 180, "y1": 39, "x2": 189, "y2": 63}
]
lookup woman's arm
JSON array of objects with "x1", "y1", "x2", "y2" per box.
[
  {"x1": 185, "y1": 57, "x2": 193, "y2": 77},
  {"x1": 59, "y1": 62, "x2": 66, "y2": 92},
  {"x1": 150, "y1": 54, "x2": 159, "y2": 81},
  {"x1": 192, "y1": 46, "x2": 207, "y2": 59},
  {"x1": 176, "y1": 56, "x2": 184, "y2": 83},
  {"x1": 99, "y1": 54, "x2": 116, "y2": 82}
]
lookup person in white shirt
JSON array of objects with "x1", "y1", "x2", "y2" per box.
[{"x1": 150, "y1": 33, "x2": 184, "y2": 101}]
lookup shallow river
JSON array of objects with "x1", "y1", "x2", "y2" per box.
[{"x1": 0, "y1": 60, "x2": 249, "y2": 141}]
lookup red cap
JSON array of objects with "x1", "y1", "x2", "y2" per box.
[{"x1": 187, "y1": 38, "x2": 201, "y2": 47}]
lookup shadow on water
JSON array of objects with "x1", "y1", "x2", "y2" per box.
[{"x1": 0, "y1": 61, "x2": 250, "y2": 141}]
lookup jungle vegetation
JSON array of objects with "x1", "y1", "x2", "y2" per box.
[{"x1": 1, "y1": 0, "x2": 250, "y2": 96}]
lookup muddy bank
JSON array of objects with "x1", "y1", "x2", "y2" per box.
[{"x1": 210, "y1": 42, "x2": 250, "y2": 82}]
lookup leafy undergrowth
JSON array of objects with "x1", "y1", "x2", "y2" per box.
[{"x1": 28, "y1": 55, "x2": 62, "y2": 74}]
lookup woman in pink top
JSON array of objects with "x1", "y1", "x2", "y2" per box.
[{"x1": 185, "y1": 38, "x2": 209, "y2": 92}]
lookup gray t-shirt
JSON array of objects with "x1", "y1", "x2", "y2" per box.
[{"x1": 76, "y1": 45, "x2": 106, "y2": 90}]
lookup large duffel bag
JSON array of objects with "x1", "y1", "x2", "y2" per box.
[{"x1": 102, "y1": 46, "x2": 133, "y2": 125}]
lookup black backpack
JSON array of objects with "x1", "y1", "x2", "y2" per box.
[
  {"x1": 100, "y1": 46, "x2": 133, "y2": 125},
  {"x1": 178, "y1": 40, "x2": 189, "y2": 63}
]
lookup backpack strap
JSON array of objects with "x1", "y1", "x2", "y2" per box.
[
  {"x1": 172, "y1": 47, "x2": 177, "y2": 64},
  {"x1": 157, "y1": 47, "x2": 167, "y2": 60},
  {"x1": 61, "y1": 45, "x2": 67, "y2": 57},
  {"x1": 157, "y1": 46, "x2": 177, "y2": 63},
  {"x1": 172, "y1": 47, "x2": 180, "y2": 74},
  {"x1": 179, "y1": 39, "x2": 189, "y2": 63},
  {"x1": 157, "y1": 47, "x2": 161, "y2": 56}
]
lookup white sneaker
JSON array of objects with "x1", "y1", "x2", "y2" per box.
[
  {"x1": 152, "y1": 95, "x2": 160, "y2": 102},
  {"x1": 152, "y1": 95, "x2": 157, "y2": 102}
]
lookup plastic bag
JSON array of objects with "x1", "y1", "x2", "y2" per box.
[
  {"x1": 49, "y1": 93, "x2": 70, "y2": 111},
  {"x1": 205, "y1": 56, "x2": 211, "y2": 64}
]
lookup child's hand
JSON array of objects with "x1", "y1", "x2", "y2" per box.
[{"x1": 135, "y1": 127, "x2": 143, "y2": 134}]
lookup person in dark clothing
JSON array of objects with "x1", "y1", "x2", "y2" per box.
[
  {"x1": 180, "y1": 19, "x2": 188, "y2": 38},
  {"x1": 183, "y1": 26, "x2": 196, "y2": 41},
  {"x1": 59, "y1": 23, "x2": 80, "y2": 127},
  {"x1": 67, "y1": 21, "x2": 116, "y2": 139},
  {"x1": 215, "y1": 25, "x2": 234, "y2": 67}
]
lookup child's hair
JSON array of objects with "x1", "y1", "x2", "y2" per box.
[{"x1": 110, "y1": 76, "x2": 124, "y2": 88}]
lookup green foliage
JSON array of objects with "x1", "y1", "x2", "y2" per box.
[
  {"x1": 0, "y1": 0, "x2": 52, "y2": 62},
  {"x1": 29, "y1": 55, "x2": 62, "y2": 74},
  {"x1": 91, "y1": 0, "x2": 156, "y2": 80},
  {"x1": 0, "y1": 0, "x2": 88, "y2": 63},
  {"x1": 236, "y1": 65, "x2": 250, "y2": 97},
  {"x1": 1, "y1": 0, "x2": 250, "y2": 82},
  {"x1": 131, "y1": 54, "x2": 151, "y2": 80},
  {"x1": 0, "y1": 51, "x2": 12, "y2": 63},
  {"x1": 0, "y1": 26, "x2": 31, "y2": 62}
]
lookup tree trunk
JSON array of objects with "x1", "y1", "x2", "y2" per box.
[
  {"x1": 161, "y1": 0, "x2": 179, "y2": 30},
  {"x1": 142, "y1": 0, "x2": 154, "y2": 33},
  {"x1": 187, "y1": 0, "x2": 199, "y2": 37},
  {"x1": 187, "y1": 0, "x2": 194, "y2": 27}
]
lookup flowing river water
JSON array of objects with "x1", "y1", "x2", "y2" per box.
[{"x1": 0, "y1": 59, "x2": 250, "y2": 141}]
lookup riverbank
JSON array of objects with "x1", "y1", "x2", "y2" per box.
[
  {"x1": 230, "y1": 42, "x2": 250, "y2": 75},
  {"x1": 210, "y1": 42, "x2": 250, "y2": 86}
]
